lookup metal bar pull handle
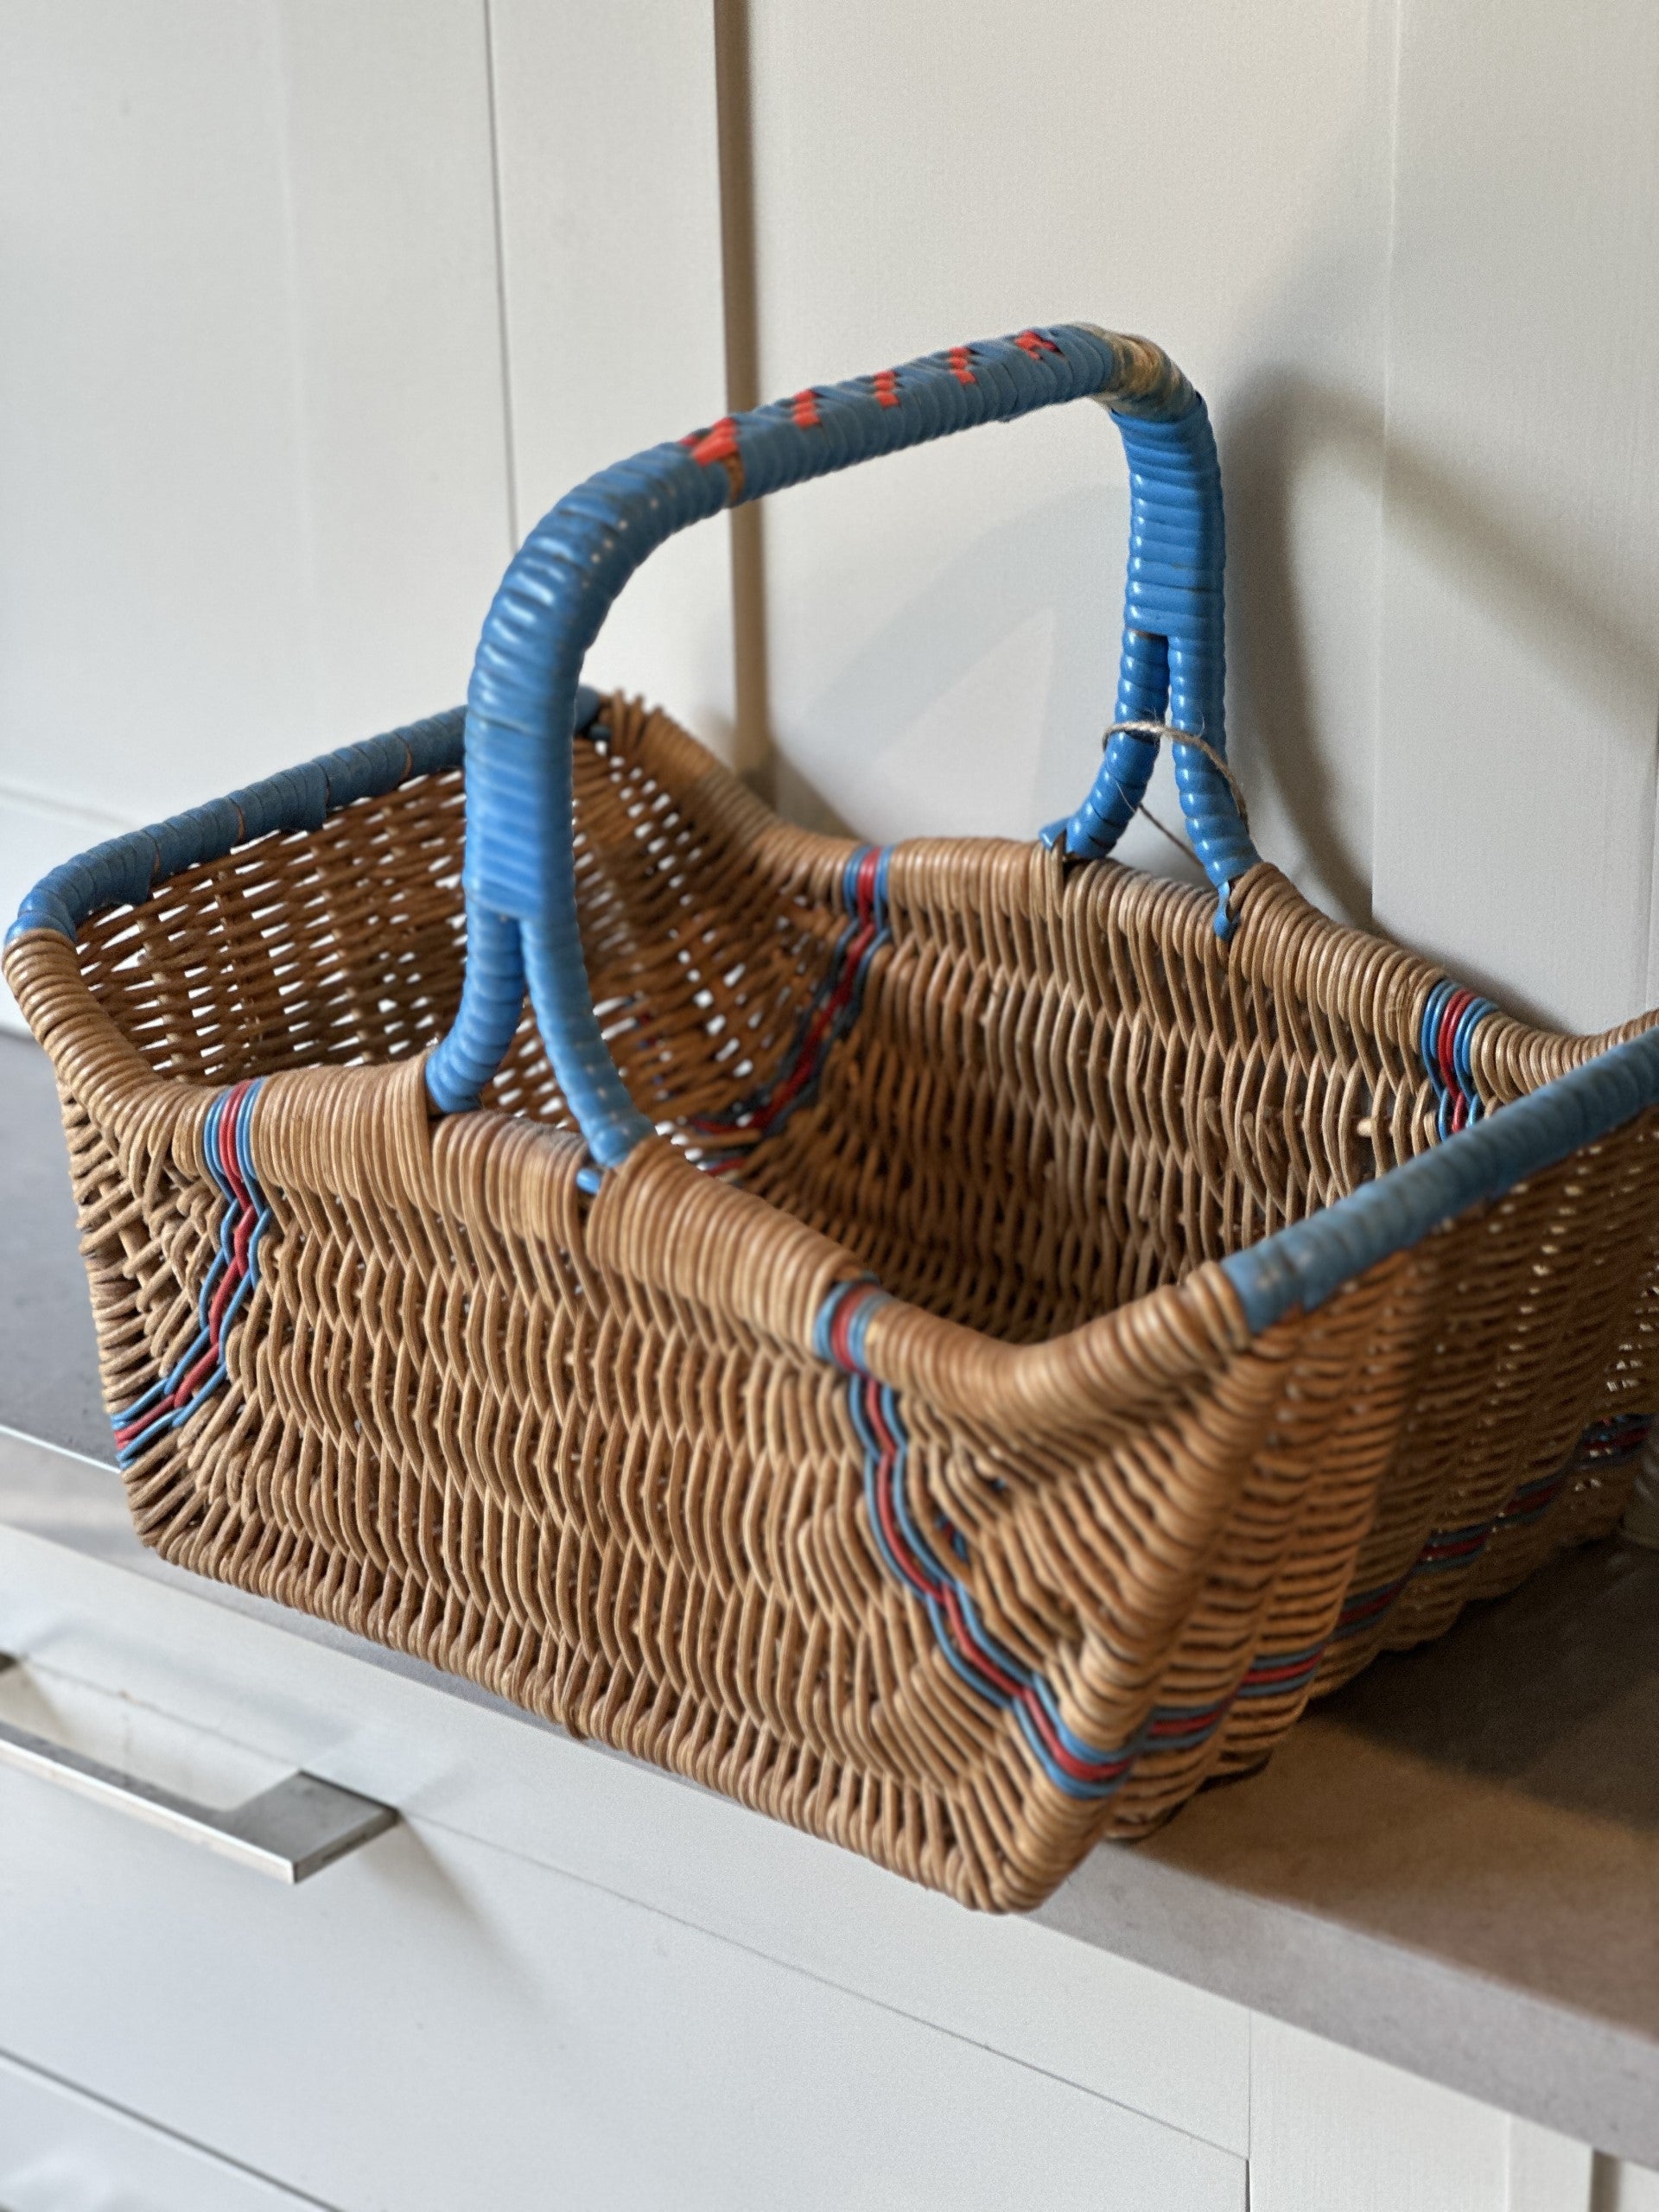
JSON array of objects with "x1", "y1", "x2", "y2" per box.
[{"x1": 0, "y1": 1654, "x2": 397, "y2": 1883}]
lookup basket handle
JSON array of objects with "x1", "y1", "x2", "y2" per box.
[{"x1": 427, "y1": 322, "x2": 1255, "y2": 1167}]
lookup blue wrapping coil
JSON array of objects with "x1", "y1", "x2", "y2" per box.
[
  {"x1": 6, "y1": 709, "x2": 466, "y2": 950},
  {"x1": 425, "y1": 322, "x2": 1259, "y2": 1162}
]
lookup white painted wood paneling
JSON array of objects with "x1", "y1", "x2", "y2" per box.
[
  {"x1": 1507, "y1": 2118, "x2": 1595, "y2": 2212},
  {"x1": 488, "y1": 0, "x2": 737, "y2": 755},
  {"x1": 0, "y1": 1465, "x2": 1251, "y2": 2164},
  {"x1": 0, "y1": 0, "x2": 312, "y2": 1040},
  {"x1": 0, "y1": 1509, "x2": 1244, "y2": 2210},
  {"x1": 1250, "y1": 2012, "x2": 1510, "y2": 2212},
  {"x1": 0, "y1": 2047, "x2": 315, "y2": 2211},
  {"x1": 0, "y1": 1, "x2": 315, "y2": 825},
  {"x1": 1603, "y1": 2160, "x2": 1659, "y2": 2212},
  {"x1": 0, "y1": 0, "x2": 512, "y2": 1034},
  {"x1": 0, "y1": 1798, "x2": 1247, "y2": 2210},
  {"x1": 270, "y1": 0, "x2": 513, "y2": 741},
  {"x1": 741, "y1": 0, "x2": 1395, "y2": 927},
  {"x1": 1372, "y1": 1, "x2": 1659, "y2": 1033}
]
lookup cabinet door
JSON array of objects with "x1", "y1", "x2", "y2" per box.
[
  {"x1": 0, "y1": 2048, "x2": 311, "y2": 2211},
  {"x1": 0, "y1": 1745, "x2": 1244, "y2": 2211},
  {"x1": 0, "y1": 1492, "x2": 1246, "y2": 2212}
]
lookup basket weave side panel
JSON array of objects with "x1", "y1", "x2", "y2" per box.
[
  {"x1": 488, "y1": 699, "x2": 866, "y2": 1130},
  {"x1": 28, "y1": 1030, "x2": 1418, "y2": 1907},
  {"x1": 64, "y1": 768, "x2": 469, "y2": 1090},
  {"x1": 7, "y1": 692, "x2": 1659, "y2": 1904},
  {"x1": 735, "y1": 838, "x2": 1455, "y2": 1345},
  {"x1": 1315, "y1": 1110, "x2": 1659, "y2": 1684}
]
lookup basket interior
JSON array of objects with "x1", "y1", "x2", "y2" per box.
[{"x1": 71, "y1": 702, "x2": 1446, "y2": 1348}]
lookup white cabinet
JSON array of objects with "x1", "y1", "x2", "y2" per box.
[
  {"x1": 0, "y1": 1474, "x2": 1247, "y2": 2211},
  {"x1": 0, "y1": 2048, "x2": 315, "y2": 2211},
  {"x1": 5, "y1": 1440, "x2": 1657, "y2": 2210}
]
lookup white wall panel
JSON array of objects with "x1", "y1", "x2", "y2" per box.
[
  {"x1": 1373, "y1": 2, "x2": 1659, "y2": 1033},
  {"x1": 489, "y1": 0, "x2": 737, "y2": 755},
  {"x1": 271, "y1": 0, "x2": 514, "y2": 741},
  {"x1": 0, "y1": 0, "x2": 512, "y2": 1033},
  {"x1": 741, "y1": 0, "x2": 1395, "y2": 925},
  {"x1": 1250, "y1": 2013, "x2": 1509, "y2": 2212}
]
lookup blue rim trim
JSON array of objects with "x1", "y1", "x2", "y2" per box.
[
  {"x1": 5, "y1": 709, "x2": 465, "y2": 948},
  {"x1": 13, "y1": 704, "x2": 1659, "y2": 1344},
  {"x1": 1219, "y1": 1021, "x2": 1659, "y2": 1332}
]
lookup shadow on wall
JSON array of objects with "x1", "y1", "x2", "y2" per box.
[
  {"x1": 1223, "y1": 371, "x2": 1378, "y2": 929},
  {"x1": 764, "y1": 366, "x2": 1659, "y2": 972},
  {"x1": 1228, "y1": 369, "x2": 1659, "y2": 956}
]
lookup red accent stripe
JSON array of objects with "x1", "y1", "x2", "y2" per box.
[
  {"x1": 1420, "y1": 1529, "x2": 1489, "y2": 1563},
  {"x1": 848, "y1": 1311, "x2": 1136, "y2": 1787},
  {"x1": 1436, "y1": 988, "x2": 1472, "y2": 1091},
  {"x1": 940, "y1": 1586, "x2": 1020, "y2": 1695},
  {"x1": 830, "y1": 1292, "x2": 862, "y2": 1371},
  {"x1": 1149, "y1": 1703, "x2": 1227, "y2": 1741},
  {"x1": 867, "y1": 1382, "x2": 943, "y2": 1599},
  {"x1": 1014, "y1": 329, "x2": 1060, "y2": 357},
  {"x1": 755, "y1": 920, "x2": 876, "y2": 1118},
  {"x1": 1339, "y1": 1576, "x2": 1409, "y2": 1629},
  {"x1": 854, "y1": 846, "x2": 880, "y2": 922},
  {"x1": 1239, "y1": 1654, "x2": 1322, "y2": 1689},
  {"x1": 683, "y1": 418, "x2": 739, "y2": 467},
  {"x1": 1018, "y1": 1688, "x2": 1131, "y2": 1783},
  {"x1": 874, "y1": 368, "x2": 899, "y2": 409},
  {"x1": 791, "y1": 389, "x2": 821, "y2": 429},
  {"x1": 948, "y1": 346, "x2": 976, "y2": 386},
  {"x1": 116, "y1": 1084, "x2": 257, "y2": 1443}
]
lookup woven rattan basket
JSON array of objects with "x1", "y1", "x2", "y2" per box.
[{"x1": 10, "y1": 324, "x2": 1659, "y2": 1911}]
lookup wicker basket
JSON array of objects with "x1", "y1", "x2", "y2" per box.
[{"x1": 10, "y1": 324, "x2": 1659, "y2": 1911}]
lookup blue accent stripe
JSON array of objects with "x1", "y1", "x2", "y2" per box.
[
  {"x1": 817, "y1": 1281, "x2": 1327, "y2": 1803},
  {"x1": 110, "y1": 1080, "x2": 271, "y2": 1468},
  {"x1": 1420, "y1": 978, "x2": 1499, "y2": 1139},
  {"x1": 690, "y1": 846, "x2": 892, "y2": 1176}
]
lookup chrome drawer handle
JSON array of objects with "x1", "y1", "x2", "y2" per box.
[{"x1": 0, "y1": 1654, "x2": 397, "y2": 1882}]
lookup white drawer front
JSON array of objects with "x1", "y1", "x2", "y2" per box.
[
  {"x1": 0, "y1": 2047, "x2": 312, "y2": 2210},
  {"x1": 0, "y1": 1752, "x2": 1242, "y2": 2211},
  {"x1": 0, "y1": 1482, "x2": 1245, "y2": 2212}
]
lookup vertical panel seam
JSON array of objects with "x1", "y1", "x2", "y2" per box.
[
  {"x1": 481, "y1": 0, "x2": 520, "y2": 556},
  {"x1": 1370, "y1": 0, "x2": 1408, "y2": 914}
]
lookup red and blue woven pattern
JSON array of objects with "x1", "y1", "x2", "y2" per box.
[
  {"x1": 691, "y1": 846, "x2": 891, "y2": 1178},
  {"x1": 111, "y1": 1079, "x2": 270, "y2": 1470},
  {"x1": 817, "y1": 1281, "x2": 1651, "y2": 1792},
  {"x1": 1421, "y1": 977, "x2": 1498, "y2": 1139},
  {"x1": 1332, "y1": 1410, "x2": 1651, "y2": 1643},
  {"x1": 816, "y1": 1281, "x2": 1334, "y2": 1800}
]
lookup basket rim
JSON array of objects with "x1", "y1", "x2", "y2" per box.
[{"x1": 10, "y1": 692, "x2": 1659, "y2": 1344}]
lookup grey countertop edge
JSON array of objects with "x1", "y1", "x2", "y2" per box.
[{"x1": 3, "y1": 1419, "x2": 1656, "y2": 2167}]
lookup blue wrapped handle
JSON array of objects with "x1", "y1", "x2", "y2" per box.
[{"x1": 427, "y1": 322, "x2": 1255, "y2": 1167}]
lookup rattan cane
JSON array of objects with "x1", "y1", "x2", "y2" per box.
[{"x1": 10, "y1": 323, "x2": 1659, "y2": 1909}]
